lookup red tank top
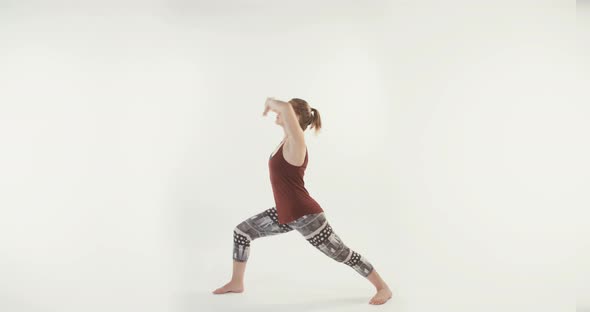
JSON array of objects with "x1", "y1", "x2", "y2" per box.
[{"x1": 268, "y1": 141, "x2": 324, "y2": 224}]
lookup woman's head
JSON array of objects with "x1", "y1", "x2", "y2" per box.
[{"x1": 281, "y1": 98, "x2": 322, "y2": 134}]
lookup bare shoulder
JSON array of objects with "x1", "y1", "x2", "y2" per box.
[{"x1": 283, "y1": 137, "x2": 307, "y2": 166}]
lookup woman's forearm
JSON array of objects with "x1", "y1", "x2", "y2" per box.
[{"x1": 267, "y1": 98, "x2": 291, "y2": 113}]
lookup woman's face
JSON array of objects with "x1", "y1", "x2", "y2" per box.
[
  {"x1": 275, "y1": 112, "x2": 283, "y2": 126},
  {"x1": 274, "y1": 104, "x2": 301, "y2": 127}
]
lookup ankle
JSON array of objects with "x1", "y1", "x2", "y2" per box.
[
  {"x1": 230, "y1": 279, "x2": 244, "y2": 285},
  {"x1": 375, "y1": 283, "x2": 389, "y2": 291}
]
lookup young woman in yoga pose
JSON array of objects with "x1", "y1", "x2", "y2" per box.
[{"x1": 212, "y1": 97, "x2": 392, "y2": 305}]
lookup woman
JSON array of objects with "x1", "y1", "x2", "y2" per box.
[{"x1": 212, "y1": 97, "x2": 393, "y2": 305}]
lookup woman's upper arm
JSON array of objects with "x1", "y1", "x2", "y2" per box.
[
  {"x1": 280, "y1": 103, "x2": 305, "y2": 145},
  {"x1": 279, "y1": 103, "x2": 306, "y2": 162}
]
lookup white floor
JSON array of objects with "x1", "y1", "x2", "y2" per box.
[
  {"x1": 184, "y1": 280, "x2": 401, "y2": 312},
  {"x1": 187, "y1": 257, "x2": 569, "y2": 312},
  {"x1": 180, "y1": 280, "x2": 563, "y2": 312}
]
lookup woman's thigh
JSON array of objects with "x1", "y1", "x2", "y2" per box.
[
  {"x1": 288, "y1": 212, "x2": 350, "y2": 262},
  {"x1": 235, "y1": 206, "x2": 293, "y2": 241}
]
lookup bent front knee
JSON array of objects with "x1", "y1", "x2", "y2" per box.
[{"x1": 233, "y1": 225, "x2": 252, "y2": 247}]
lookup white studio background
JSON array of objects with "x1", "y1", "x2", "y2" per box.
[
  {"x1": 576, "y1": 2, "x2": 589, "y2": 311},
  {"x1": 0, "y1": 1, "x2": 583, "y2": 312}
]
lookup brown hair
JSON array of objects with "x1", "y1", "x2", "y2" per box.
[{"x1": 288, "y1": 98, "x2": 322, "y2": 134}]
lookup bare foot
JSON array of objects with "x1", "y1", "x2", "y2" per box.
[
  {"x1": 212, "y1": 281, "x2": 244, "y2": 294},
  {"x1": 369, "y1": 287, "x2": 392, "y2": 305}
]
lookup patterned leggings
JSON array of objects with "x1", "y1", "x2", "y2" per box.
[{"x1": 233, "y1": 207, "x2": 374, "y2": 278}]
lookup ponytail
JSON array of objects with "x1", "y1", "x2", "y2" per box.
[{"x1": 309, "y1": 107, "x2": 322, "y2": 134}]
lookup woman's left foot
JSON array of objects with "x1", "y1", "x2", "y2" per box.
[{"x1": 369, "y1": 287, "x2": 392, "y2": 305}]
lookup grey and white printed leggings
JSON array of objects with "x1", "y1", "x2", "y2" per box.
[{"x1": 233, "y1": 207, "x2": 374, "y2": 278}]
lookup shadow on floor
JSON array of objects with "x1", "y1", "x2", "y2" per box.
[
  {"x1": 238, "y1": 296, "x2": 369, "y2": 312},
  {"x1": 179, "y1": 291, "x2": 374, "y2": 312}
]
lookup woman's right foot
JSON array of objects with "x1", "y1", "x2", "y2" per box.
[
  {"x1": 212, "y1": 281, "x2": 244, "y2": 294},
  {"x1": 369, "y1": 286, "x2": 393, "y2": 305}
]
